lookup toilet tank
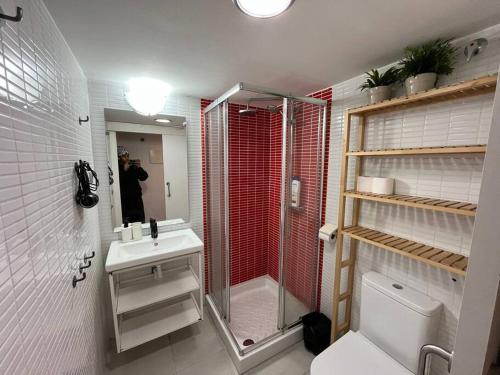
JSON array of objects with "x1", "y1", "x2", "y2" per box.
[{"x1": 360, "y1": 272, "x2": 442, "y2": 373}]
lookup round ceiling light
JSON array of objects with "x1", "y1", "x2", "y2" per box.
[
  {"x1": 233, "y1": 0, "x2": 295, "y2": 18},
  {"x1": 125, "y1": 78, "x2": 172, "y2": 116}
]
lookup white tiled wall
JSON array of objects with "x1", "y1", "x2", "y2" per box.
[
  {"x1": 0, "y1": 1, "x2": 105, "y2": 374},
  {"x1": 320, "y1": 25, "x2": 500, "y2": 375}
]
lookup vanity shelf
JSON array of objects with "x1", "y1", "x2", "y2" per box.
[
  {"x1": 117, "y1": 266, "x2": 200, "y2": 314},
  {"x1": 106, "y1": 229, "x2": 204, "y2": 353},
  {"x1": 120, "y1": 295, "x2": 201, "y2": 351},
  {"x1": 344, "y1": 190, "x2": 477, "y2": 217},
  {"x1": 342, "y1": 225, "x2": 468, "y2": 276}
]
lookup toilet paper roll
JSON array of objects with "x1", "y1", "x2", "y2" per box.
[
  {"x1": 357, "y1": 176, "x2": 373, "y2": 193},
  {"x1": 319, "y1": 231, "x2": 333, "y2": 242},
  {"x1": 319, "y1": 223, "x2": 337, "y2": 242},
  {"x1": 371, "y1": 177, "x2": 394, "y2": 195}
]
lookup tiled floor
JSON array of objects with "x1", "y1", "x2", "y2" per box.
[{"x1": 105, "y1": 315, "x2": 314, "y2": 375}]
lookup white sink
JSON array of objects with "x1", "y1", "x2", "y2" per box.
[{"x1": 105, "y1": 228, "x2": 203, "y2": 272}]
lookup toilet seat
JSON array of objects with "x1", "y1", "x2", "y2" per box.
[{"x1": 310, "y1": 331, "x2": 413, "y2": 375}]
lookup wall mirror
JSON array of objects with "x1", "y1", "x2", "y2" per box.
[{"x1": 105, "y1": 108, "x2": 189, "y2": 231}]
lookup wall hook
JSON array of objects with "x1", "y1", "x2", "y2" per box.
[
  {"x1": 79, "y1": 115, "x2": 90, "y2": 125},
  {"x1": 84, "y1": 251, "x2": 95, "y2": 262},
  {"x1": 0, "y1": 6, "x2": 23, "y2": 24},
  {"x1": 79, "y1": 261, "x2": 91, "y2": 273},
  {"x1": 72, "y1": 272, "x2": 86, "y2": 288}
]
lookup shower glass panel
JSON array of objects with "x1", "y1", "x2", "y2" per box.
[
  {"x1": 282, "y1": 99, "x2": 326, "y2": 327},
  {"x1": 205, "y1": 103, "x2": 228, "y2": 318},
  {"x1": 204, "y1": 83, "x2": 327, "y2": 356},
  {"x1": 226, "y1": 92, "x2": 283, "y2": 349}
]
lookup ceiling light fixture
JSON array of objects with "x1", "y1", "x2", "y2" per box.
[
  {"x1": 233, "y1": 0, "x2": 295, "y2": 18},
  {"x1": 125, "y1": 78, "x2": 172, "y2": 116},
  {"x1": 154, "y1": 118, "x2": 171, "y2": 124}
]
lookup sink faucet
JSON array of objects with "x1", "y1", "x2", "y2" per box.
[{"x1": 150, "y1": 218, "x2": 158, "y2": 240}]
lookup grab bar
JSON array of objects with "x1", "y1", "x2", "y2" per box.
[{"x1": 417, "y1": 344, "x2": 453, "y2": 375}]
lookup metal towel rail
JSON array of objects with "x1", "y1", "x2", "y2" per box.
[{"x1": 417, "y1": 344, "x2": 453, "y2": 375}]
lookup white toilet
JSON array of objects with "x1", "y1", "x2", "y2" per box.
[{"x1": 311, "y1": 272, "x2": 442, "y2": 375}]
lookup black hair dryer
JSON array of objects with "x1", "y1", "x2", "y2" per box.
[{"x1": 75, "y1": 160, "x2": 99, "y2": 208}]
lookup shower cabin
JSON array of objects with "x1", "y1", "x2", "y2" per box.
[{"x1": 203, "y1": 83, "x2": 327, "y2": 372}]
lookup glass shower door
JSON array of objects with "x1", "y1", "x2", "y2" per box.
[
  {"x1": 205, "y1": 102, "x2": 229, "y2": 319},
  {"x1": 281, "y1": 98, "x2": 326, "y2": 328}
]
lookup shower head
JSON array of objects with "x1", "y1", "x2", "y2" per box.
[
  {"x1": 239, "y1": 108, "x2": 257, "y2": 116},
  {"x1": 239, "y1": 107, "x2": 257, "y2": 116}
]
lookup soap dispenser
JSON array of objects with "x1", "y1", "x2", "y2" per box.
[
  {"x1": 121, "y1": 220, "x2": 133, "y2": 242},
  {"x1": 291, "y1": 176, "x2": 301, "y2": 208}
]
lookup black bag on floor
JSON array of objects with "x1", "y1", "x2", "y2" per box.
[{"x1": 302, "y1": 312, "x2": 331, "y2": 355}]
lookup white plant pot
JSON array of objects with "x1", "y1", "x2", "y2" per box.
[
  {"x1": 404, "y1": 73, "x2": 437, "y2": 96},
  {"x1": 368, "y1": 86, "x2": 391, "y2": 104}
]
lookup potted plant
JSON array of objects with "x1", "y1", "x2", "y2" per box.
[
  {"x1": 359, "y1": 67, "x2": 399, "y2": 104},
  {"x1": 398, "y1": 38, "x2": 457, "y2": 96}
]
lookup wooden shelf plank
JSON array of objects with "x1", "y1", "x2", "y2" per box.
[
  {"x1": 348, "y1": 75, "x2": 497, "y2": 116},
  {"x1": 342, "y1": 225, "x2": 468, "y2": 276},
  {"x1": 344, "y1": 190, "x2": 477, "y2": 216},
  {"x1": 347, "y1": 144, "x2": 487, "y2": 157}
]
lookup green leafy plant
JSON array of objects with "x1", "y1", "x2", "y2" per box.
[
  {"x1": 398, "y1": 38, "x2": 458, "y2": 81},
  {"x1": 359, "y1": 67, "x2": 399, "y2": 91}
]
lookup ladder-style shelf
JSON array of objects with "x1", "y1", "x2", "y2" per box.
[
  {"x1": 344, "y1": 191, "x2": 477, "y2": 217},
  {"x1": 331, "y1": 75, "x2": 497, "y2": 343},
  {"x1": 342, "y1": 226, "x2": 468, "y2": 276}
]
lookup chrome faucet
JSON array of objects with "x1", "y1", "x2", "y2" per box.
[
  {"x1": 150, "y1": 218, "x2": 158, "y2": 240},
  {"x1": 417, "y1": 344, "x2": 453, "y2": 375}
]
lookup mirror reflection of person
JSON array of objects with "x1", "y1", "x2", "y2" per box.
[{"x1": 117, "y1": 146, "x2": 149, "y2": 223}]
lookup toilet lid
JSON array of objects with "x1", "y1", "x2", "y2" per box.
[{"x1": 311, "y1": 331, "x2": 414, "y2": 375}]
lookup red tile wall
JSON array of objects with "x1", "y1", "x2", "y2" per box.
[
  {"x1": 201, "y1": 88, "x2": 332, "y2": 307},
  {"x1": 228, "y1": 104, "x2": 271, "y2": 285},
  {"x1": 266, "y1": 88, "x2": 332, "y2": 310}
]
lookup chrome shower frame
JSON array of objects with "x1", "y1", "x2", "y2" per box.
[{"x1": 204, "y1": 82, "x2": 327, "y2": 356}]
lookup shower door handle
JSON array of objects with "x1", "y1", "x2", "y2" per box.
[{"x1": 166, "y1": 182, "x2": 171, "y2": 197}]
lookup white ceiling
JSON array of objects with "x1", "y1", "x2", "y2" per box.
[{"x1": 44, "y1": 0, "x2": 500, "y2": 98}]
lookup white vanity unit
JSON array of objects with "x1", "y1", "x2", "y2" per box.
[{"x1": 105, "y1": 228, "x2": 203, "y2": 352}]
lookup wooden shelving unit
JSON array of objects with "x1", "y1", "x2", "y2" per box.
[
  {"x1": 331, "y1": 75, "x2": 497, "y2": 343},
  {"x1": 344, "y1": 191, "x2": 477, "y2": 216}
]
